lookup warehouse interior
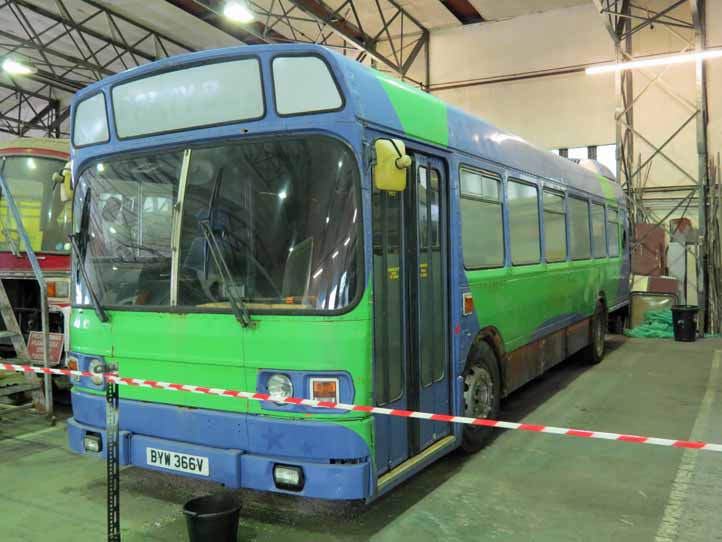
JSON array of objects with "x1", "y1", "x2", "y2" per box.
[{"x1": 1, "y1": 1, "x2": 721, "y2": 541}]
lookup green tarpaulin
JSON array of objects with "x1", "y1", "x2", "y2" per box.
[{"x1": 624, "y1": 310, "x2": 675, "y2": 339}]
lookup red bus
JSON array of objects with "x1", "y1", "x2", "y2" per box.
[{"x1": 0, "y1": 138, "x2": 71, "y2": 366}]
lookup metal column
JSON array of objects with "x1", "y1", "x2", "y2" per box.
[
  {"x1": 593, "y1": 0, "x2": 711, "y2": 330},
  {"x1": 690, "y1": 0, "x2": 709, "y2": 330},
  {"x1": 106, "y1": 377, "x2": 120, "y2": 542}
]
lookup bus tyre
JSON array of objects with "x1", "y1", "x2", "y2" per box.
[
  {"x1": 583, "y1": 302, "x2": 607, "y2": 365},
  {"x1": 461, "y1": 342, "x2": 501, "y2": 453}
]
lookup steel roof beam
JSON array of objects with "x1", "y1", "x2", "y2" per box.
[
  {"x1": 10, "y1": 0, "x2": 193, "y2": 65},
  {"x1": 0, "y1": 85, "x2": 62, "y2": 137},
  {"x1": 165, "y1": 0, "x2": 429, "y2": 83},
  {"x1": 0, "y1": 0, "x2": 199, "y2": 136},
  {"x1": 283, "y1": 0, "x2": 429, "y2": 79},
  {"x1": 166, "y1": 0, "x2": 282, "y2": 44}
]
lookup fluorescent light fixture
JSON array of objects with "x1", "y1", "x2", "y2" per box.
[
  {"x1": 2, "y1": 58, "x2": 34, "y2": 76},
  {"x1": 224, "y1": 2, "x2": 255, "y2": 23},
  {"x1": 586, "y1": 49, "x2": 722, "y2": 75}
]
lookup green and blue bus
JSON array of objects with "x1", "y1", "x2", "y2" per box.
[{"x1": 67, "y1": 44, "x2": 630, "y2": 501}]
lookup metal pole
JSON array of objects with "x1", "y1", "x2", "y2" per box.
[
  {"x1": 690, "y1": 0, "x2": 709, "y2": 333},
  {"x1": 0, "y1": 173, "x2": 53, "y2": 419},
  {"x1": 106, "y1": 375, "x2": 120, "y2": 542}
]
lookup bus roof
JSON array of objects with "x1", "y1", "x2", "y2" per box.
[
  {"x1": 71, "y1": 43, "x2": 622, "y2": 205},
  {"x1": 0, "y1": 137, "x2": 70, "y2": 160}
]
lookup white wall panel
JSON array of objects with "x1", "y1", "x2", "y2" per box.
[
  {"x1": 428, "y1": 0, "x2": 722, "y2": 176},
  {"x1": 434, "y1": 71, "x2": 615, "y2": 150},
  {"x1": 429, "y1": 4, "x2": 613, "y2": 149},
  {"x1": 430, "y1": 4, "x2": 613, "y2": 85}
]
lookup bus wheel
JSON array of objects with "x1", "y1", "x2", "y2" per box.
[
  {"x1": 461, "y1": 342, "x2": 501, "y2": 453},
  {"x1": 583, "y1": 302, "x2": 607, "y2": 364}
]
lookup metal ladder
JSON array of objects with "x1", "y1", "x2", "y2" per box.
[{"x1": 0, "y1": 173, "x2": 52, "y2": 419}]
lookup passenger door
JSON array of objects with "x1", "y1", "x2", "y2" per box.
[{"x1": 373, "y1": 153, "x2": 450, "y2": 475}]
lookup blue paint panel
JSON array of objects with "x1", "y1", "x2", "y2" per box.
[
  {"x1": 68, "y1": 412, "x2": 371, "y2": 499},
  {"x1": 331, "y1": 54, "x2": 404, "y2": 135},
  {"x1": 70, "y1": 390, "x2": 370, "y2": 461},
  {"x1": 131, "y1": 435, "x2": 242, "y2": 487},
  {"x1": 241, "y1": 455, "x2": 369, "y2": 500},
  {"x1": 246, "y1": 414, "x2": 368, "y2": 461},
  {"x1": 72, "y1": 389, "x2": 248, "y2": 450}
]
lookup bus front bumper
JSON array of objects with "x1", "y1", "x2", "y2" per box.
[{"x1": 67, "y1": 390, "x2": 372, "y2": 500}]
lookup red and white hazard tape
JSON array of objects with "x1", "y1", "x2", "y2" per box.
[
  {"x1": 3, "y1": 361, "x2": 722, "y2": 453},
  {"x1": 1, "y1": 362, "x2": 96, "y2": 379}
]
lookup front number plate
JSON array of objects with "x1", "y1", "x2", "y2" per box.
[{"x1": 146, "y1": 447, "x2": 210, "y2": 476}]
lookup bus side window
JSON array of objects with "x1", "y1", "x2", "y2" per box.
[
  {"x1": 568, "y1": 196, "x2": 591, "y2": 260},
  {"x1": 459, "y1": 167, "x2": 503, "y2": 269},
  {"x1": 607, "y1": 207, "x2": 619, "y2": 257},
  {"x1": 542, "y1": 189, "x2": 567, "y2": 262},
  {"x1": 591, "y1": 202, "x2": 606, "y2": 258},
  {"x1": 508, "y1": 179, "x2": 540, "y2": 265}
]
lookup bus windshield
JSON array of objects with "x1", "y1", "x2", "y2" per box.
[
  {"x1": 0, "y1": 155, "x2": 71, "y2": 254},
  {"x1": 73, "y1": 135, "x2": 362, "y2": 312}
]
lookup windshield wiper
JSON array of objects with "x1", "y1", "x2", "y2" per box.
[
  {"x1": 69, "y1": 186, "x2": 108, "y2": 323},
  {"x1": 69, "y1": 233, "x2": 109, "y2": 323},
  {"x1": 198, "y1": 219, "x2": 252, "y2": 328}
]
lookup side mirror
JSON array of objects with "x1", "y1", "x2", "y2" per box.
[
  {"x1": 373, "y1": 138, "x2": 411, "y2": 192},
  {"x1": 53, "y1": 162, "x2": 73, "y2": 203}
]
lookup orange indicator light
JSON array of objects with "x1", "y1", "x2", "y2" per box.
[
  {"x1": 311, "y1": 379, "x2": 338, "y2": 402},
  {"x1": 463, "y1": 293, "x2": 474, "y2": 316}
]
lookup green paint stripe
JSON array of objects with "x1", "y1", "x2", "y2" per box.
[
  {"x1": 598, "y1": 175, "x2": 619, "y2": 205},
  {"x1": 376, "y1": 71, "x2": 448, "y2": 147}
]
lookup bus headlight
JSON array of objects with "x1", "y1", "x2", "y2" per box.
[
  {"x1": 273, "y1": 464, "x2": 304, "y2": 491},
  {"x1": 267, "y1": 373, "x2": 293, "y2": 402},
  {"x1": 88, "y1": 359, "x2": 106, "y2": 386}
]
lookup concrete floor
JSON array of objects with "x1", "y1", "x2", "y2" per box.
[{"x1": 2, "y1": 336, "x2": 722, "y2": 542}]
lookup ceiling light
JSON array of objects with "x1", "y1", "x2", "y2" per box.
[
  {"x1": 2, "y1": 58, "x2": 35, "y2": 76},
  {"x1": 586, "y1": 49, "x2": 722, "y2": 75},
  {"x1": 224, "y1": 2, "x2": 255, "y2": 23}
]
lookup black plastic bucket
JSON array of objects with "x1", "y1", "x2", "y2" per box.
[
  {"x1": 183, "y1": 494, "x2": 241, "y2": 542},
  {"x1": 671, "y1": 305, "x2": 698, "y2": 342}
]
